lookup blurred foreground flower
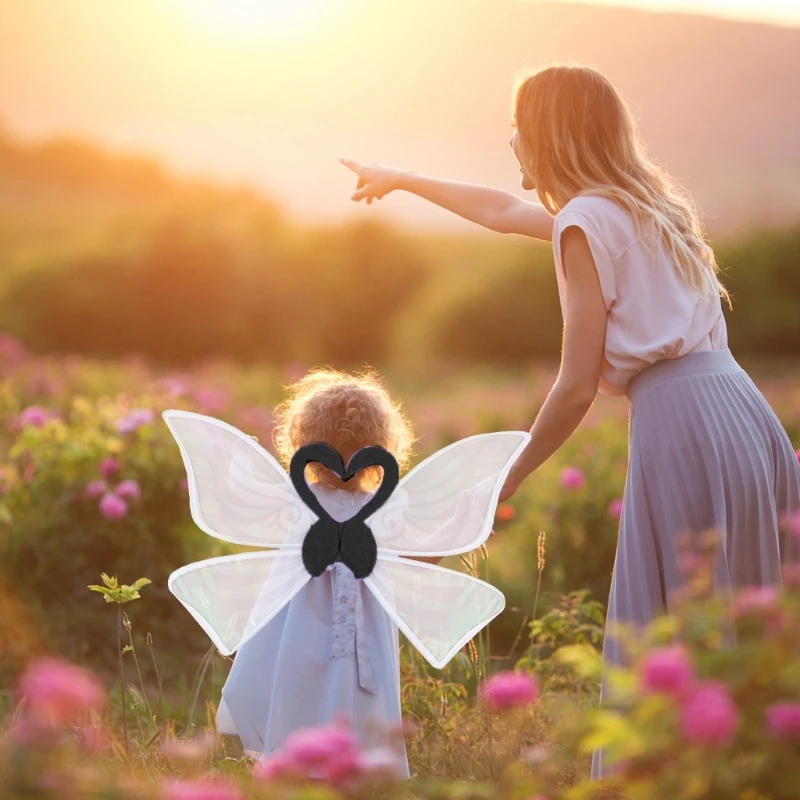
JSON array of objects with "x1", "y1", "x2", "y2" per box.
[
  {"x1": 639, "y1": 645, "x2": 694, "y2": 697},
  {"x1": 766, "y1": 703, "x2": 800, "y2": 741},
  {"x1": 680, "y1": 681, "x2": 739, "y2": 745},
  {"x1": 607, "y1": 497, "x2": 623, "y2": 519},
  {"x1": 99, "y1": 458, "x2": 120, "y2": 479},
  {"x1": 163, "y1": 778, "x2": 241, "y2": 800},
  {"x1": 479, "y1": 671, "x2": 539, "y2": 712},
  {"x1": 17, "y1": 657, "x2": 105, "y2": 728},
  {"x1": 114, "y1": 479, "x2": 141, "y2": 501},
  {"x1": 17, "y1": 405, "x2": 56, "y2": 428}
]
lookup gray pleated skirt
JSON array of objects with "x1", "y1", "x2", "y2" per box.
[{"x1": 592, "y1": 349, "x2": 800, "y2": 780}]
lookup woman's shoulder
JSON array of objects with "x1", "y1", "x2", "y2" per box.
[{"x1": 554, "y1": 194, "x2": 636, "y2": 256}]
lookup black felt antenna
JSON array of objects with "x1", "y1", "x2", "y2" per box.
[{"x1": 290, "y1": 443, "x2": 399, "y2": 579}]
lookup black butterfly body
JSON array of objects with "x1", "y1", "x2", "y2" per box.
[{"x1": 289, "y1": 443, "x2": 399, "y2": 579}]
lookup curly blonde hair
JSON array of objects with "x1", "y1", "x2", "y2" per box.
[{"x1": 272, "y1": 367, "x2": 416, "y2": 492}]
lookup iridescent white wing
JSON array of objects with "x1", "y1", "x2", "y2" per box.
[
  {"x1": 365, "y1": 557, "x2": 505, "y2": 669},
  {"x1": 163, "y1": 409, "x2": 315, "y2": 549},
  {"x1": 367, "y1": 431, "x2": 530, "y2": 556},
  {"x1": 168, "y1": 551, "x2": 310, "y2": 656}
]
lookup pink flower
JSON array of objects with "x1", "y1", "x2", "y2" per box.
[
  {"x1": 114, "y1": 479, "x2": 141, "y2": 501},
  {"x1": 607, "y1": 498, "x2": 623, "y2": 520},
  {"x1": 282, "y1": 723, "x2": 359, "y2": 770},
  {"x1": 161, "y1": 376, "x2": 191, "y2": 398},
  {"x1": 179, "y1": 478, "x2": 189, "y2": 493},
  {"x1": 84, "y1": 480, "x2": 108, "y2": 499},
  {"x1": 192, "y1": 388, "x2": 229, "y2": 415},
  {"x1": 162, "y1": 778, "x2": 240, "y2": 800},
  {"x1": 17, "y1": 658, "x2": 105, "y2": 727},
  {"x1": 559, "y1": 466, "x2": 585, "y2": 491},
  {"x1": 639, "y1": 645, "x2": 694, "y2": 697},
  {"x1": 732, "y1": 585, "x2": 782, "y2": 630},
  {"x1": 98, "y1": 458, "x2": 119, "y2": 479},
  {"x1": 0, "y1": 332, "x2": 27, "y2": 373},
  {"x1": 99, "y1": 493, "x2": 128, "y2": 520},
  {"x1": 783, "y1": 561, "x2": 800, "y2": 587},
  {"x1": 115, "y1": 408, "x2": 155, "y2": 434},
  {"x1": 796, "y1": 449, "x2": 800, "y2": 465},
  {"x1": 680, "y1": 681, "x2": 739, "y2": 745},
  {"x1": 18, "y1": 405, "x2": 52, "y2": 428},
  {"x1": 252, "y1": 755, "x2": 297, "y2": 783},
  {"x1": 479, "y1": 671, "x2": 539, "y2": 712},
  {"x1": 767, "y1": 703, "x2": 800, "y2": 740},
  {"x1": 678, "y1": 549, "x2": 704, "y2": 575}
]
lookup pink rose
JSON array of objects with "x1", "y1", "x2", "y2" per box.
[
  {"x1": 252, "y1": 755, "x2": 297, "y2": 782},
  {"x1": 680, "y1": 681, "x2": 739, "y2": 745},
  {"x1": 282, "y1": 723, "x2": 359, "y2": 769},
  {"x1": 479, "y1": 671, "x2": 540, "y2": 712},
  {"x1": 559, "y1": 466, "x2": 585, "y2": 491},
  {"x1": 607, "y1": 498, "x2": 623, "y2": 520},
  {"x1": 18, "y1": 405, "x2": 52, "y2": 428},
  {"x1": 17, "y1": 658, "x2": 105, "y2": 727},
  {"x1": 162, "y1": 779, "x2": 240, "y2": 800},
  {"x1": 796, "y1": 449, "x2": 800, "y2": 465},
  {"x1": 767, "y1": 703, "x2": 800, "y2": 741},
  {"x1": 84, "y1": 480, "x2": 108, "y2": 499},
  {"x1": 639, "y1": 645, "x2": 694, "y2": 697},
  {"x1": 99, "y1": 493, "x2": 127, "y2": 521},
  {"x1": 98, "y1": 458, "x2": 119, "y2": 479},
  {"x1": 114, "y1": 479, "x2": 141, "y2": 501}
]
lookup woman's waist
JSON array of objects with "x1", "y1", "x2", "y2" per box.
[{"x1": 626, "y1": 349, "x2": 743, "y2": 403}]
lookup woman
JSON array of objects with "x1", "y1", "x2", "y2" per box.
[{"x1": 341, "y1": 64, "x2": 800, "y2": 779}]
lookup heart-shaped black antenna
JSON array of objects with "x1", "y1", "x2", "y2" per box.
[{"x1": 290, "y1": 443, "x2": 399, "y2": 579}]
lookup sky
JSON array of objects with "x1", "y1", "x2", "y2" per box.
[{"x1": 1, "y1": 0, "x2": 798, "y2": 230}]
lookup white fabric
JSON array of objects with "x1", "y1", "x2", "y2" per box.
[
  {"x1": 551, "y1": 194, "x2": 728, "y2": 397},
  {"x1": 165, "y1": 410, "x2": 529, "y2": 665},
  {"x1": 217, "y1": 485, "x2": 403, "y2": 767}
]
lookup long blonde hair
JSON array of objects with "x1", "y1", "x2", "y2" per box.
[
  {"x1": 272, "y1": 366, "x2": 415, "y2": 492},
  {"x1": 512, "y1": 64, "x2": 730, "y2": 306}
]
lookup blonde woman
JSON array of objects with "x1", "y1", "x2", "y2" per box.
[{"x1": 342, "y1": 64, "x2": 800, "y2": 779}]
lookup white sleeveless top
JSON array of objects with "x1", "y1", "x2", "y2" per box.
[{"x1": 551, "y1": 195, "x2": 728, "y2": 397}]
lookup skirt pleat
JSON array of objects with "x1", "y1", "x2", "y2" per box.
[{"x1": 592, "y1": 350, "x2": 800, "y2": 780}]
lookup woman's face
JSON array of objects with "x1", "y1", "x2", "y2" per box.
[{"x1": 510, "y1": 130, "x2": 535, "y2": 191}]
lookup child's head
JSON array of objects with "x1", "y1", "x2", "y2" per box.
[{"x1": 272, "y1": 367, "x2": 415, "y2": 493}]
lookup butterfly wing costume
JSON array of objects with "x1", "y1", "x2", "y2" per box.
[{"x1": 164, "y1": 409, "x2": 530, "y2": 669}]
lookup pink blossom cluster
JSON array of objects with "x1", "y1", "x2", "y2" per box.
[
  {"x1": 13, "y1": 657, "x2": 105, "y2": 744},
  {"x1": 639, "y1": 645, "x2": 739, "y2": 745},
  {"x1": 252, "y1": 721, "x2": 406, "y2": 788},
  {"x1": 479, "y1": 671, "x2": 540, "y2": 712},
  {"x1": 83, "y1": 457, "x2": 141, "y2": 520},
  {"x1": 15, "y1": 405, "x2": 60, "y2": 429}
]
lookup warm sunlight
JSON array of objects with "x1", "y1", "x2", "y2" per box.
[{"x1": 172, "y1": 0, "x2": 338, "y2": 40}]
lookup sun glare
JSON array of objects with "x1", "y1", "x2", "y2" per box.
[{"x1": 173, "y1": 0, "x2": 337, "y2": 41}]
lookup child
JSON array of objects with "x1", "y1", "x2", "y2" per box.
[{"x1": 215, "y1": 367, "x2": 417, "y2": 775}]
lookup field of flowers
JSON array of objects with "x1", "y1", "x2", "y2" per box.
[{"x1": 2, "y1": 332, "x2": 800, "y2": 798}]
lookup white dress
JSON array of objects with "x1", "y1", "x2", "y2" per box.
[{"x1": 216, "y1": 482, "x2": 409, "y2": 776}]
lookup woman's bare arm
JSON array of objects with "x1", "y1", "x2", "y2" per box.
[
  {"x1": 340, "y1": 159, "x2": 553, "y2": 241},
  {"x1": 498, "y1": 226, "x2": 607, "y2": 500}
]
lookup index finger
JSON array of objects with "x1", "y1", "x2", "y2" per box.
[{"x1": 339, "y1": 157, "x2": 363, "y2": 175}]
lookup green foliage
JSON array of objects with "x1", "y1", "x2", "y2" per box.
[{"x1": 87, "y1": 574, "x2": 151, "y2": 605}]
